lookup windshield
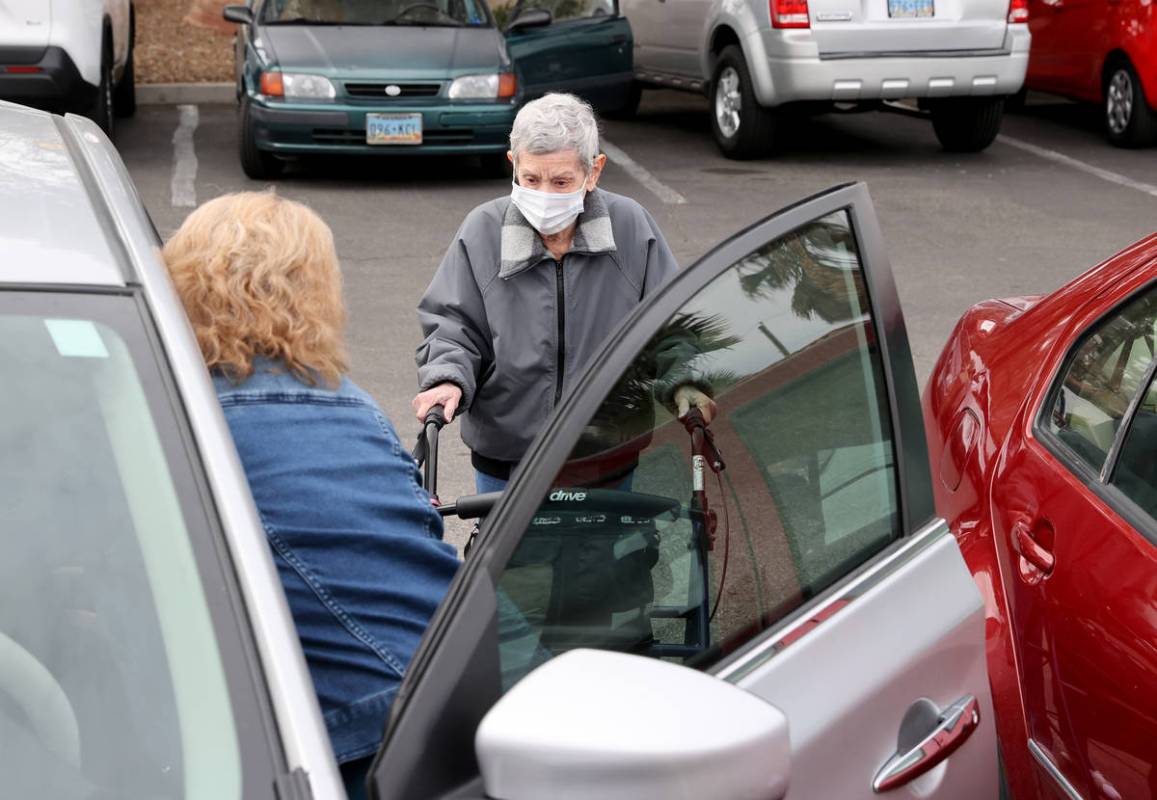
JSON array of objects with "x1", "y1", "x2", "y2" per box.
[
  {"x1": 260, "y1": 0, "x2": 491, "y2": 26},
  {"x1": 0, "y1": 293, "x2": 274, "y2": 798}
]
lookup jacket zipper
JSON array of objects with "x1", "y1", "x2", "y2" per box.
[{"x1": 554, "y1": 260, "x2": 566, "y2": 406}]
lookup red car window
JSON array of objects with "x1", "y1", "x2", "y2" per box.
[
  {"x1": 1112, "y1": 372, "x2": 1157, "y2": 517},
  {"x1": 1045, "y1": 286, "x2": 1157, "y2": 472}
]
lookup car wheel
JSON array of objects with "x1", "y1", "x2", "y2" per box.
[
  {"x1": 239, "y1": 97, "x2": 284, "y2": 180},
  {"x1": 1105, "y1": 59, "x2": 1157, "y2": 148},
  {"x1": 87, "y1": 39, "x2": 115, "y2": 137},
  {"x1": 113, "y1": 10, "x2": 137, "y2": 117},
  {"x1": 479, "y1": 152, "x2": 512, "y2": 178},
  {"x1": 709, "y1": 45, "x2": 776, "y2": 160},
  {"x1": 930, "y1": 96, "x2": 1005, "y2": 152},
  {"x1": 602, "y1": 81, "x2": 642, "y2": 120}
]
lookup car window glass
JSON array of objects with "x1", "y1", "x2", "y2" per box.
[
  {"x1": 262, "y1": 0, "x2": 489, "y2": 26},
  {"x1": 494, "y1": 211, "x2": 901, "y2": 691},
  {"x1": 1112, "y1": 364, "x2": 1157, "y2": 518},
  {"x1": 1046, "y1": 285, "x2": 1157, "y2": 472},
  {"x1": 499, "y1": 0, "x2": 614, "y2": 25},
  {"x1": 0, "y1": 310, "x2": 243, "y2": 798}
]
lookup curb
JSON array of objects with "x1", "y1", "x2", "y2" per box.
[{"x1": 138, "y1": 82, "x2": 235, "y2": 105}]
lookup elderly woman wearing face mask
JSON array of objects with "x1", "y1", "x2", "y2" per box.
[{"x1": 413, "y1": 92, "x2": 713, "y2": 494}]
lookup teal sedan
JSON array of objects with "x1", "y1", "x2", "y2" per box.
[{"x1": 223, "y1": 0, "x2": 635, "y2": 179}]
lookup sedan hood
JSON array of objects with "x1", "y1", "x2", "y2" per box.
[{"x1": 260, "y1": 25, "x2": 507, "y2": 78}]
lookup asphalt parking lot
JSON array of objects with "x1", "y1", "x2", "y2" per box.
[{"x1": 116, "y1": 89, "x2": 1157, "y2": 537}]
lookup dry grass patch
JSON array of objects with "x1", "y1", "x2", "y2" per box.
[{"x1": 136, "y1": 0, "x2": 234, "y2": 83}]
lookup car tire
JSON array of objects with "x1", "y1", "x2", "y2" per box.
[
  {"x1": 87, "y1": 39, "x2": 115, "y2": 138},
  {"x1": 602, "y1": 81, "x2": 642, "y2": 120},
  {"x1": 709, "y1": 45, "x2": 776, "y2": 160},
  {"x1": 1104, "y1": 58, "x2": 1157, "y2": 148},
  {"x1": 239, "y1": 97, "x2": 284, "y2": 180},
  {"x1": 479, "y1": 152, "x2": 512, "y2": 178},
  {"x1": 113, "y1": 10, "x2": 137, "y2": 117},
  {"x1": 930, "y1": 96, "x2": 1005, "y2": 152}
]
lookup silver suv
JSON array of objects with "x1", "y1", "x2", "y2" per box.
[{"x1": 622, "y1": 0, "x2": 1030, "y2": 156}]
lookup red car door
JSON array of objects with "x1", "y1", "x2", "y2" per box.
[
  {"x1": 1027, "y1": 0, "x2": 1107, "y2": 99},
  {"x1": 1027, "y1": 0, "x2": 1065, "y2": 89},
  {"x1": 990, "y1": 282, "x2": 1157, "y2": 799}
]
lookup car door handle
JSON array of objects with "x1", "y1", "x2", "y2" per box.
[
  {"x1": 872, "y1": 695, "x2": 980, "y2": 793},
  {"x1": 1012, "y1": 521, "x2": 1055, "y2": 576},
  {"x1": 611, "y1": 33, "x2": 628, "y2": 43}
]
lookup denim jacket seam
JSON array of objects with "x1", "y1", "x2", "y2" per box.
[
  {"x1": 324, "y1": 686, "x2": 397, "y2": 728},
  {"x1": 218, "y1": 393, "x2": 368, "y2": 409},
  {"x1": 372, "y1": 409, "x2": 437, "y2": 540},
  {"x1": 262, "y1": 521, "x2": 408, "y2": 677}
]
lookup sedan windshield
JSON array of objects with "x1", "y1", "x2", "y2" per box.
[
  {"x1": 0, "y1": 293, "x2": 276, "y2": 798},
  {"x1": 261, "y1": 0, "x2": 490, "y2": 26}
]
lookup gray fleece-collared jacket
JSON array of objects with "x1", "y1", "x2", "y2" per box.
[{"x1": 415, "y1": 188, "x2": 679, "y2": 476}]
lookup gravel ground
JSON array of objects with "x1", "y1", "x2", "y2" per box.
[{"x1": 137, "y1": 0, "x2": 234, "y2": 84}]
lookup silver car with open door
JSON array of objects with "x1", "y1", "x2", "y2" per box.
[
  {"x1": 0, "y1": 101, "x2": 345, "y2": 800},
  {"x1": 367, "y1": 183, "x2": 999, "y2": 799}
]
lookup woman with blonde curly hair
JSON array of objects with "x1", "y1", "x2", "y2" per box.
[{"x1": 164, "y1": 191, "x2": 459, "y2": 800}]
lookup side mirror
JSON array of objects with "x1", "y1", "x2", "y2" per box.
[
  {"x1": 475, "y1": 649, "x2": 790, "y2": 800},
  {"x1": 505, "y1": 7, "x2": 553, "y2": 32},
  {"x1": 222, "y1": 5, "x2": 255, "y2": 24}
]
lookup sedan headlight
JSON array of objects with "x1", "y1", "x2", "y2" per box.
[
  {"x1": 260, "y1": 71, "x2": 337, "y2": 100},
  {"x1": 448, "y1": 73, "x2": 517, "y2": 100}
]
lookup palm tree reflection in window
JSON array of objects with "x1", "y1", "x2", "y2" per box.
[
  {"x1": 567, "y1": 214, "x2": 868, "y2": 480},
  {"x1": 737, "y1": 215, "x2": 868, "y2": 325},
  {"x1": 570, "y1": 312, "x2": 740, "y2": 471}
]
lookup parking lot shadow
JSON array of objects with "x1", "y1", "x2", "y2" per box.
[{"x1": 623, "y1": 89, "x2": 987, "y2": 165}]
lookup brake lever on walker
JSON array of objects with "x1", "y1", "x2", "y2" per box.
[
  {"x1": 682, "y1": 409, "x2": 726, "y2": 473},
  {"x1": 684, "y1": 409, "x2": 724, "y2": 551}
]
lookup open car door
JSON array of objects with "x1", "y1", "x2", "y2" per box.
[
  {"x1": 369, "y1": 183, "x2": 998, "y2": 799},
  {"x1": 501, "y1": 0, "x2": 635, "y2": 114}
]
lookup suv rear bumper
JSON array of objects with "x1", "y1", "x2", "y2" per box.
[
  {"x1": 0, "y1": 46, "x2": 97, "y2": 111},
  {"x1": 748, "y1": 26, "x2": 1029, "y2": 106}
]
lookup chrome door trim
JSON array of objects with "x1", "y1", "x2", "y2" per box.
[
  {"x1": 714, "y1": 516, "x2": 950, "y2": 683},
  {"x1": 872, "y1": 694, "x2": 980, "y2": 793},
  {"x1": 1028, "y1": 739, "x2": 1084, "y2": 800}
]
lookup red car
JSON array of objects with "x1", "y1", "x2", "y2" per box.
[
  {"x1": 925, "y1": 235, "x2": 1157, "y2": 799},
  {"x1": 1024, "y1": 0, "x2": 1157, "y2": 146}
]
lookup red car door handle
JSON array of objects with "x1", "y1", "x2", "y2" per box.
[
  {"x1": 1013, "y1": 522, "x2": 1055, "y2": 575},
  {"x1": 873, "y1": 695, "x2": 981, "y2": 792}
]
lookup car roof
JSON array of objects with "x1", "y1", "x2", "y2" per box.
[{"x1": 0, "y1": 101, "x2": 130, "y2": 288}]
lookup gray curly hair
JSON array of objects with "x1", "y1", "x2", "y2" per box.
[{"x1": 509, "y1": 93, "x2": 600, "y2": 171}]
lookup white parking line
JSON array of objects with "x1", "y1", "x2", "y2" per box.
[
  {"x1": 602, "y1": 140, "x2": 687, "y2": 205},
  {"x1": 171, "y1": 104, "x2": 199, "y2": 208},
  {"x1": 998, "y1": 134, "x2": 1157, "y2": 200}
]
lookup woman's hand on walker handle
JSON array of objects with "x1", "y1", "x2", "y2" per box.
[
  {"x1": 675, "y1": 385, "x2": 718, "y2": 425},
  {"x1": 413, "y1": 382, "x2": 463, "y2": 423}
]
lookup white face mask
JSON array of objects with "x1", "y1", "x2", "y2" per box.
[{"x1": 510, "y1": 180, "x2": 587, "y2": 236}]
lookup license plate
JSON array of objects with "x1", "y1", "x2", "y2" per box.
[
  {"x1": 888, "y1": 0, "x2": 933, "y2": 17},
  {"x1": 366, "y1": 113, "x2": 422, "y2": 145}
]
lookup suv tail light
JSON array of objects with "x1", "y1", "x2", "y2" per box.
[
  {"x1": 771, "y1": 0, "x2": 810, "y2": 28},
  {"x1": 1008, "y1": 0, "x2": 1029, "y2": 22}
]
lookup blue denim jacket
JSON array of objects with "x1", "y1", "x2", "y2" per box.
[{"x1": 214, "y1": 361, "x2": 459, "y2": 763}]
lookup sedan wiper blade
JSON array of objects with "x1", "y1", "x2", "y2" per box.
[
  {"x1": 262, "y1": 18, "x2": 379, "y2": 25},
  {"x1": 379, "y1": 19, "x2": 467, "y2": 26}
]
